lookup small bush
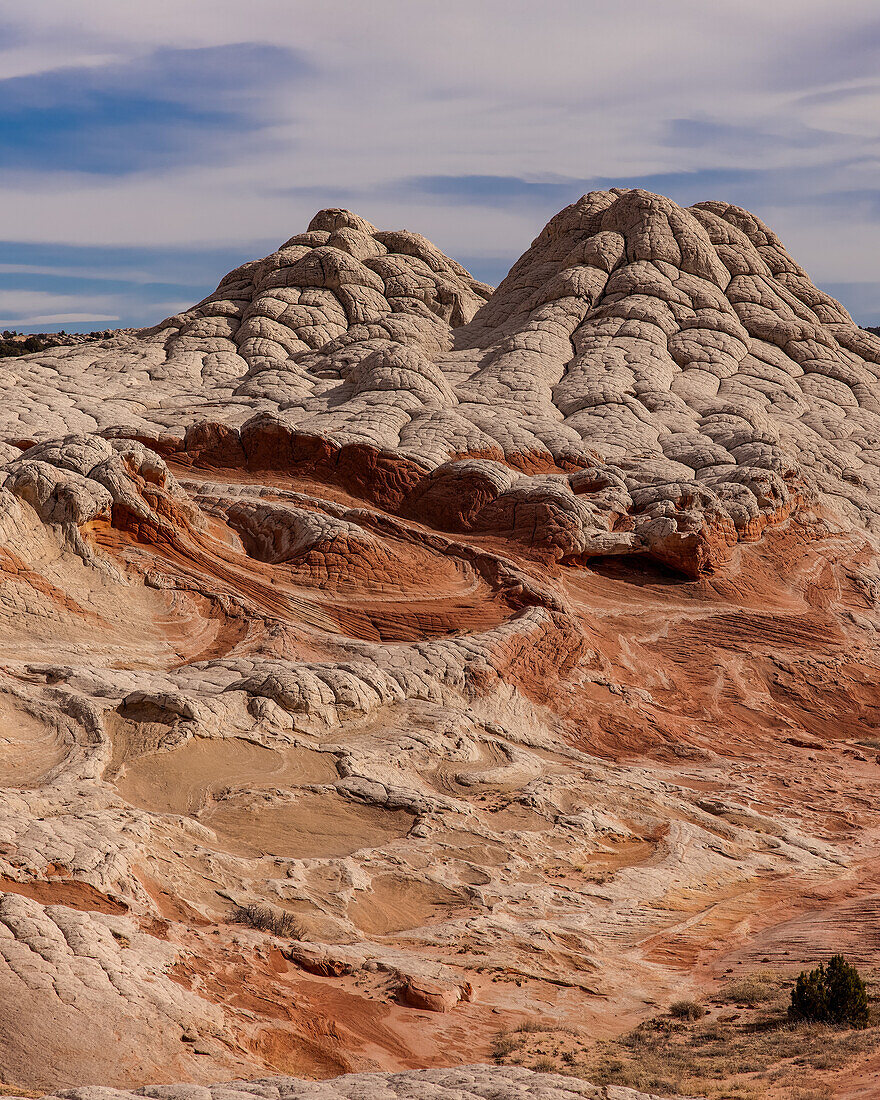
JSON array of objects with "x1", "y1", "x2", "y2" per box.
[
  {"x1": 721, "y1": 974, "x2": 779, "y2": 1005},
  {"x1": 492, "y1": 1033, "x2": 518, "y2": 1061},
  {"x1": 789, "y1": 955, "x2": 868, "y2": 1028},
  {"x1": 0, "y1": 336, "x2": 47, "y2": 358},
  {"x1": 231, "y1": 902, "x2": 306, "y2": 940},
  {"x1": 669, "y1": 999, "x2": 706, "y2": 1021}
]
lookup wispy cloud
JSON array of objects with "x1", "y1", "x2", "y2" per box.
[
  {"x1": 0, "y1": 312, "x2": 119, "y2": 326},
  {"x1": 0, "y1": 238, "x2": 279, "y2": 331},
  {"x1": 0, "y1": 1, "x2": 879, "y2": 326},
  {"x1": 0, "y1": 43, "x2": 312, "y2": 174},
  {"x1": 664, "y1": 118, "x2": 838, "y2": 156},
  {"x1": 403, "y1": 175, "x2": 577, "y2": 206},
  {"x1": 0, "y1": 288, "x2": 120, "y2": 327}
]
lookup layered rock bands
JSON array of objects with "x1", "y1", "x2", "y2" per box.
[{"x1": 0, "y1": 192, "x2": 879, "y2": 1093}]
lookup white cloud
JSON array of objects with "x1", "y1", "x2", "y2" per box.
[
  {"x1": 0, "y1": 313, "x2": 118, "y2": 326},
  {"x1": 0, "y1": 288, "x2": 132, "y2": 328},
  {"x1": 1, "y1": 0, "x2": 879, "y2": 316},
  {"x1": 0, "y1": 263, "x2": 190, "y2": 284}
]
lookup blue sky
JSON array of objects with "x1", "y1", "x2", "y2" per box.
[{"x1": 1, "y1": 0, "x2": 880, "y2": 331}]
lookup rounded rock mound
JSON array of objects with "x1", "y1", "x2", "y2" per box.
[{"x1": 2, "y1": 191, "x2": 877, "y2": 575}]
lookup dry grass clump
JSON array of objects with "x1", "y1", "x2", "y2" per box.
[
  {"x1": 491, "y1": 1033, "x2": 520, "y2": 1060},
  {"x1": 515, "y1": 1019, "x2": 568, "y2": 1034},
  {"x1": 231, "y1": 902, "x2": 306, "y2": 940},
  {"x1": 720, "y1": 971, "x2": 784, "y2": 1007},
  {"x1": 490, "y1": 969, "x2": 880, "y2": 1099},
  {"x1": 491, "y1": 1026, "x2": 590, "y2": 1067},
  {"x1": 669, "y1": 999, "x2": 706, "y2": 1020}
]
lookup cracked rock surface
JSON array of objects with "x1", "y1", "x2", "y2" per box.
[
  {"x1": 0, "y1": 192, "x2": 879, "y2": 1097},
  {"x1": 5, "y1": 1065, "x2": 689, "y2": 1100},
  {"x1": 4, "y1": 192, "x2": 880, "y2": 575}
]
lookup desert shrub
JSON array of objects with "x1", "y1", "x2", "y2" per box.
[
  {"x1": 231, "y1": 902, "x2": 306, "y2": 940},
  {"x1": 0, "y1": 335, "x2": 47, "y2": 358},
  {"x1": 721, "y1": 974, "x2": 779, "y2": 1005},
  {"x1": 789, "y1": 955, "x2": 868, "y2": 1028},
  {"x1": 491, "y1": 1032, "x2": 519, "y2": 1061},
  {"x1": 669, "y1": 999, "x2": 705, "y2": 1021}
]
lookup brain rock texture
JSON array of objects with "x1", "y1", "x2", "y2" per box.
[
  {"x1": 6, "y1": 192, "x2": 880, "y2": 575},
  {"x1": 1, "y1": 191, "x2": 880, "y2": 1095},
  {"x1": 6, "y1": 1065, "x2": 686, "y2": 1100}
]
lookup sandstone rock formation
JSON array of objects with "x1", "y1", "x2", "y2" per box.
[
  {"x1": 1, "y1": 192, "x2": 880, "y2": 1095},
  {"x1": 5, "y1": 1065, "x2": 689, "y2": 1100}
]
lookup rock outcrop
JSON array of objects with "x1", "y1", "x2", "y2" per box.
[
  {"x1": 0, "y1": 192, "x2": 880, "y2": 1095},
  {"x1": 4, "y1": 193, "x2": 880, "y2": 575},
  {"x1": 5, "y1": 1065, "x2": 691, "y2": 1100}
]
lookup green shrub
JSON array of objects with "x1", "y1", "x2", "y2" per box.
[
  {"x1": 789, "y1": 955, "x2": 868, "y2": 1028},
  {"x1": 0, "y1": 336, "x2": 47, "y2": 358}
]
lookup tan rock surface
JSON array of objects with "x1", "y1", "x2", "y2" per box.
[
  {"x1": 0, "y1": 192, "x2": 879, "y2": 1095},
  {"x1": 3, "y1": 1065, "x2": 692, "y2": 1100}
]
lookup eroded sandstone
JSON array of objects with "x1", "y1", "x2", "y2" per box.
[
  {"x1": 3, "y1": 1065, "x2": 691, "y2": 1100},
  {"x1": 0, "y1": 193, "x2": 879, "y2": 1095}
]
